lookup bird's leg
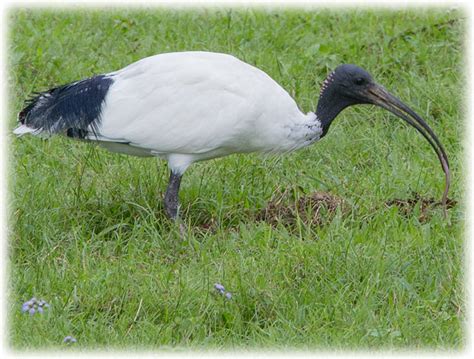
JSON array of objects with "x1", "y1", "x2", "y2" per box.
[{"x1": 164, "y1": 171, "x2": 182, "y2": 220}]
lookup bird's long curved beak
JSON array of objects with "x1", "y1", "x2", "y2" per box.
[{"x1": 365, "y1": 84, "x2": 450, "y2": 215}]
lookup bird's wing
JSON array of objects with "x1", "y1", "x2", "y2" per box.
[
  {"x1": 15, "y1": 52, "x2": 304, "y2": 156},
  {"x1": 96, "y1": 52, "x2": 298, "y2": 154}
]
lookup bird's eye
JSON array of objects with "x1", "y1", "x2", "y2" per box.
[{"x1": 354, "y1": 77, "x2": 365, "y2": 86}]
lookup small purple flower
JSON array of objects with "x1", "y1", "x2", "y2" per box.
[
  {"x1": 214, "y1": 283, "x2": 225, "y2": 293},
  {"x1": 63, "y1": 335, "x2": 77, "y2": 344},
  {"x1": 213, "y1": 283, "x2": 234, "y2": 300},
  {"x1": 21, "y1": 297, "x2": 50, "y2": 315}
]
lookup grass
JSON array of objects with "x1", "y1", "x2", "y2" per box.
[{"x1": 7, "y1": 6, "x2": 466, "y2": 350}]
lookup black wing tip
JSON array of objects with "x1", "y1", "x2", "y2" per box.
[
  {"x1": 66, "y1": 128, "x2": 88, "y2": 138},
  {"x1": 18, "y1": 101, "x2": 37, "y2": 125},
  {"x1": 18, "y1": 89, "x2": 56, "y2": 125},
  {"x1": 17, "y1": 74, "x2": 114, "y2": 136}
]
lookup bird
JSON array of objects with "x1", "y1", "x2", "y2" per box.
[{"x1": 13, "y1": 51, "x2": 450, "y2": 220}]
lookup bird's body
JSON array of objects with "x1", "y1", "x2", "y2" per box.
[
  {"x1": 16, "y1": 52, "x2": 321, "y2": 174},
  {"x1": 14, "y1": 51, "x2": 450, "y2": 219}
]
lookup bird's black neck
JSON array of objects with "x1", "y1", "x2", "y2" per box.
[{"x1": 317, "y1": 89, "x2": 354, "y2": 138}]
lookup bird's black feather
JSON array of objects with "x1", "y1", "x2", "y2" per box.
[{"x1": 18, "y1": 74, "x2": 114, "y2": 139}]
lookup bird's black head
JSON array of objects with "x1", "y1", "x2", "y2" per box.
[
  {"x1": 316, "y1": 64, "x2": 450, "y2": 212},
  {"x1": 317, "y1": 64, "x2": 375, "y2": 130},
  {"x1": 319, "y1": 64, "x2": 374, "y2": 104}
]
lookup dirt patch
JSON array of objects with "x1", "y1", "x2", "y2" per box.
[
  {"x1": 385, "y1": 192, "x2": 457, "y2": 223},
  {"x1": 257, "y1": 190, "x2": 346, "y2": 228}
]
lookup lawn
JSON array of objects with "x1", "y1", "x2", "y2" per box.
[{"x1": 7, "y1": 6, "x2": 466, "y2": 350}]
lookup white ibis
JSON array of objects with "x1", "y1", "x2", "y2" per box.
[{"x1": 14, "y1": 51, "x2": 450, "y2": 219}]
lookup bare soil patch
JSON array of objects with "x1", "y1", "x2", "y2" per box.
[
  {"x1": 258, "y1": 189, "x2": 347, "y2": 227},
  {"x1": 385, "y1": 192, "x2": 457, "y2": 223}
]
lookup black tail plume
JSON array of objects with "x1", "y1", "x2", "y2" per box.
[{"x1": 18, "y1": 74, "x2": 114, "y2": 138}]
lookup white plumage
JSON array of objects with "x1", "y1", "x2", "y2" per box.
[
  {"x1": 97, "y1": 52, "x2": 320, "y2": 173},
  {"x1": 16, "y1": 52, "x2": 320, "y2": 175}
]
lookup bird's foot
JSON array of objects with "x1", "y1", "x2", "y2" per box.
[
  {"x1": 164, "y1": 203, "x2": 179, "y2": 220},
  {"x1": 178, "y1": 223, "x2": 187, "y2": 237}
]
